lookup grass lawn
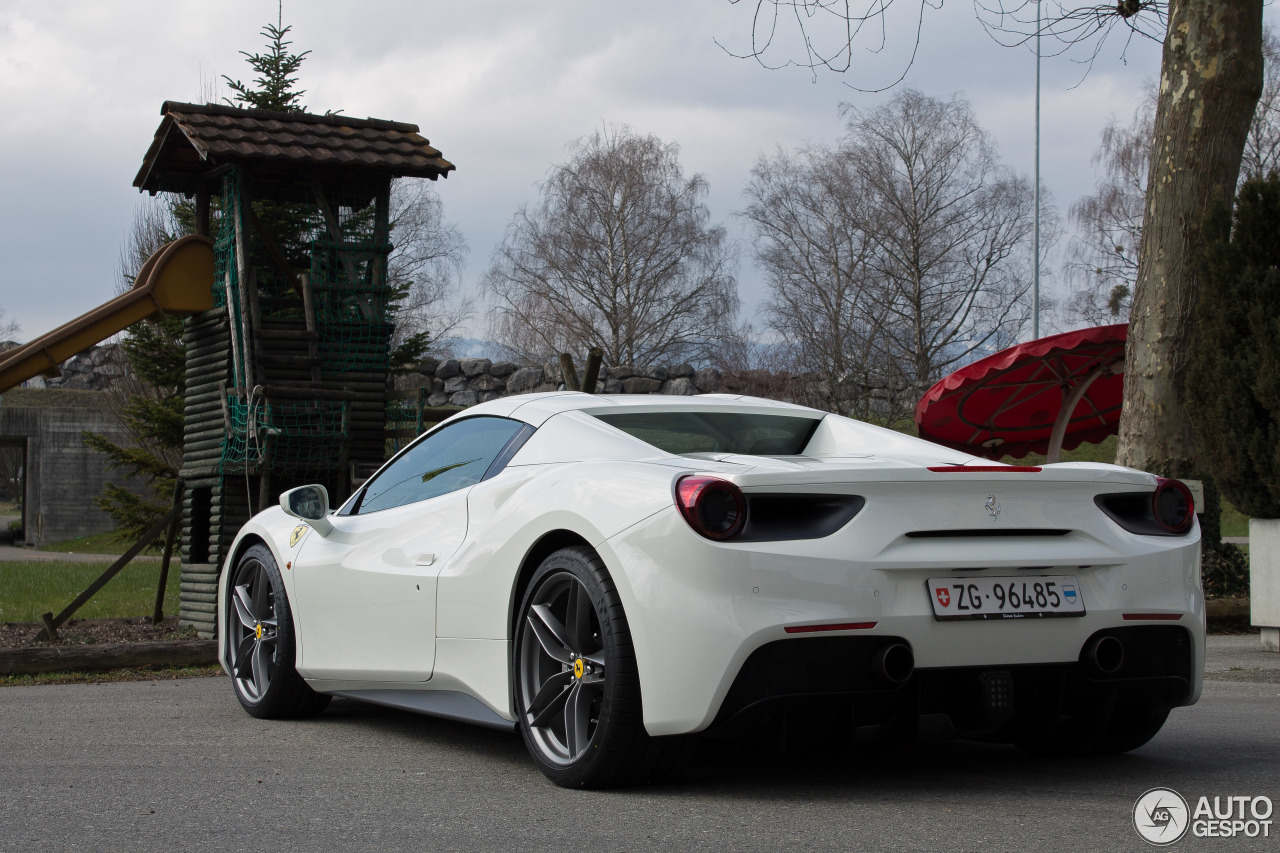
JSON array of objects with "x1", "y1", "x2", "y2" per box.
[
  {"x1": 1220, "y1": 502, "x2": 1251, "y2": 538},
  {"x1": 0, "y1": 560, "x2": 181, "y2": 624},
  {"x1": 40, "y1": 529, "x2": 166, "y2": 557}
]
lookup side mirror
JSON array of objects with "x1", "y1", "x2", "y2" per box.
[{"x1": 280, "y1": 485, "x2": 333, "y2": 537}]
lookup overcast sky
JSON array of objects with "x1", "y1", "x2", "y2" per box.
[{"x1": 0, "y1": 0, "x2": 1193, "y2": 347}]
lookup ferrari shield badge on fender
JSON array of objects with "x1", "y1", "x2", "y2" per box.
[{"x1": 290, "y1": 524, "x2": 308, "y2": 548}]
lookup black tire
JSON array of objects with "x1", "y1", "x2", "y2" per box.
[
  {"x1": 225, "y1": 544, "x2": 330, "y2": 719},
  {"x1": 513, "y1": 546, "x2": 683, "y2": 788}
]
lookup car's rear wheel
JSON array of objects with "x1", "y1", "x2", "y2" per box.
[
  {"x1": 226, "y1": 544, "x2": 330, "y2": 719},
  {"x1": 514, "y1": 546, "x2": 681, "y2": 788}
]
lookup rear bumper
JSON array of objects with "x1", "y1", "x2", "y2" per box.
[
  {"x1": 709, "y1": 626, "x2": 1194, "y2": 741},
  {"x1": 603, "y1": 507, "x2": 1204, "y2": 736}
]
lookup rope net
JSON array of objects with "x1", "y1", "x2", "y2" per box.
[
  {"x1": 219, "y1": 395, "x2": 350, "y2": 475},
  {"x1": 210, "y1": 168, "x2": 394, "y2": 476}
]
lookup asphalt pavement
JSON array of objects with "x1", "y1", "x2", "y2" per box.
[{"x1": 1, "y1": 638, "x2": 1278, "y2": 853}]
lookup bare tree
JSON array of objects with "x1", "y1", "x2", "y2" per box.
[
  {"x1": 0, "y1": 307, "x2": 18, "y2": 342},
  {"x1": 744, "y1": 92, "x2": 1038, "y2": 424},
  {"x1": 742, "y1": 143, "x2": 890, "y2": 418},
  {"x1": 850, "y1": 92, "x2": 1035, "y2": 398},
  {"x1": 710, "y1": 323, "x2": 811, "y2": 403},
  {"x1": 387, "y1": 179, "x2": 471, "y2": 355},
  {"x1": 1239, "y1": 29, "x2": 1280, "y2": 181},
  {"x1": 1067, "y1": 31, "x2": 1279, "y2": 327},
  {"x1": 1065, "y1": 91, "x2": 1153, "y2": 325},
  {"x1": 485, "y1": 125, "x2": 738, "y2": 366},
  {"x1": 725, "y1": 0, "x2": 1265, "y2": 479}
]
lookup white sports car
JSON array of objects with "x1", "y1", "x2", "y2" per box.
[{"x1": 218, "y1": 392, "x2": 1203, "y2": 787}]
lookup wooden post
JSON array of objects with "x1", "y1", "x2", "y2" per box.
[
  {"x1": 152, "y1": 479, "x2": 184, "y2": 624},
  {"x1": 559, "y1": 354, "x2": 581, "y2": 391},
  {"x1": 33, "y1": 506, "x2": 183, "y2": 642},
  {"x1": 300, "y1": 272, "x2": 322, "y2": 385},
  {"x1": 309, "y1": 179, "x2": 359, "y2": 287},
  {"x1": 257, "y1": 434, "x2": 275, "y2": 512},
  {"x1": 582, "y1": 348, "x2": 603, "y2": 394},
  {"x1": 233, "y1": 170, "x2": 256, "y2": 392},
  {"x1": 337, "y1": 401, "x2": 352, "y2": 499}
]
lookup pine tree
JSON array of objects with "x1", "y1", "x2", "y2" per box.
[
  {"x1": 1185, "y1": 174, "x2": 1280, "y2": 519},
  {"x1": 83, "y1": 200, "x2": 194, "y2": 543},
  {"x1": 222, "y1": 23, "x2": 310, "y2": 112}
]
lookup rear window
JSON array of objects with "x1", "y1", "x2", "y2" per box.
[{"x1": 593, "y1": 411, "x2": 820, "y2": 456}]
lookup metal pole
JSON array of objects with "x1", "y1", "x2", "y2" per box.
[{"x1": 1033, "y1": 0, "x2": 1041, "y2": 340}]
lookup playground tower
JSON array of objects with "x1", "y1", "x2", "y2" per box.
[{"x1": 134, "y1": 101, "x2": 454, "y2": 636}]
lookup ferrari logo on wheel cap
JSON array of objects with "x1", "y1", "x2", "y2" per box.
[
  {"x1": 255, "y1": 623, "x2": 263, "y2": 640},
  {"x1": 573, "y1": 659, "x2": 584, "y2": 679}
]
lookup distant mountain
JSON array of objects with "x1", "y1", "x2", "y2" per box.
[{"x1": 442, "y1": 338, "x2": 506, "y2": 360}]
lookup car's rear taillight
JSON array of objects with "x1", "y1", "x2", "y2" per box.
[
  {"x1": 1095, "y1": 478, "x2": 1196, "y2": 537},
  {"x1": 675, "y1": 475, "x2": 747, "y2": 540},
  {"x1": 1152, "y1": 478, "x2": 1195, "y2": 534}
]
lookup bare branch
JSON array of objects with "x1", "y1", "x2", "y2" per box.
[
  {"x1": 744, "y1": 91, "x2": 1038, "y2": 422},
  {"x1": 720, "y1": 0, "x2": 1167, "y2": 88},
  {"x1": 386, "y1": 179, "x2": 471, "y2": 354},
  {"x1": 484, "y1": 124, "x2": 738, "y2": 366}
]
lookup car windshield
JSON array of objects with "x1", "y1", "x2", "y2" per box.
[{"x1": 592, "y1": 411, "x2": 820, "y2": 456}]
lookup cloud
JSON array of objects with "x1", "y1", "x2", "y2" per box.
[{"x1": 0, "y1": 0, "x2": 1177, "y2": 343}]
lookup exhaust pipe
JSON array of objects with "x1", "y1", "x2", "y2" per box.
[
  {"x1": 1085, "y1": 635, "x2": 1125, "y2": 674},
  {"x1": 872, "y1": 643, "x2": 915, "y2": 685}
]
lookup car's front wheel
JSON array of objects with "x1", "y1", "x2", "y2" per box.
[
  {"x1": 225, "y1": 544, "x2": 330, "y2": 719},
  {"x1": 514, "y1": 546, "x2": 681, "y2": 788}
]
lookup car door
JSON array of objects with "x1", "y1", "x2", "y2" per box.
[{"x1": 292, "y1": 416, "x2": 529, "y2": 682}]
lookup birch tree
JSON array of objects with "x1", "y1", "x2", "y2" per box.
[{"x1": 485, "y1": 125, "x2": 738, "y2": 366}]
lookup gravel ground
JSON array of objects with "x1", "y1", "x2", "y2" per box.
[{"x1": 0, "y1": 617, "x2": 197, "y2": 649}]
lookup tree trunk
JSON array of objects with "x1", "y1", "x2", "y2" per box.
[{"x1": 1117, "y1": 0, "x2": 1264, "y2": 472}]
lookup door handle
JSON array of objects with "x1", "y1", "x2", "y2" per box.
[{"x1": 414, "y1": 553, "x2": 436, "y2": 566}]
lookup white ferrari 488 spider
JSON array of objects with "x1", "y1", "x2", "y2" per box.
[{"x1": 218, "y1": 392, "x2": 1203, "y2": 787}]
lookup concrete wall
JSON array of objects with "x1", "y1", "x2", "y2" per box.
[{"x1": 0, "y1": 395, "x2": 141, "y2": 547}]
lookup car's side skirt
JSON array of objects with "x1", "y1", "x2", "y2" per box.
[{"x1": 329, "y1": 689, "x2": 516, "y2": 731}]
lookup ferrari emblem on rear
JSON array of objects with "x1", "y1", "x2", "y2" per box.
[
  {"x1": 289, "y1": 525, "x2": 308, "y2": 548},
  {"x1": 985, "y1": 494, "x2": 1002, "y2": 520},
  {"x1": 935, "y1": 587, "x2": 951, "y2": 607}
]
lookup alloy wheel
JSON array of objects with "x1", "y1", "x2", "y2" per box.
[
  {"x1": 517, "y1": 571, "x2": 607, "y2": 765},
  {"x1": 228, "y1": 557, "x2": 279, "y2": 703}
]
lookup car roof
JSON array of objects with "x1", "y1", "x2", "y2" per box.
[{"x1": 486, "y1": 392, "x2": 824, "y2": 427}]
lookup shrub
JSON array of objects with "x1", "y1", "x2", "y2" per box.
[{"x1": 1184, "y1": 174, "x2": 1280, "y2": 519}]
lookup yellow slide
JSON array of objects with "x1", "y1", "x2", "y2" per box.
[{"x1": 0, "y1": 235, "x2": 215, "y2": 393}]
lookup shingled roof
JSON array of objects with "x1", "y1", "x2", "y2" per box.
[{"x1": 134, "y1": 101, "x2": 455, "y2": 196}]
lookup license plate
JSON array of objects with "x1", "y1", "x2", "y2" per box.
[{"x1": 926, "y1": 576, "x2": 1086, "y2": 621}]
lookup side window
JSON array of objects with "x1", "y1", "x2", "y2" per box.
[{"x1": 357, "y1": 416, "x2": 526, "y2": 514}]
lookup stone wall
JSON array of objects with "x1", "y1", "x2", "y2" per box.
[
  {"x1": 13, "y1": 344, "x2": 128, "y2": 391},
  {"x1": 393, "y1": 357, "x2": 753, "y2": 404}
]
